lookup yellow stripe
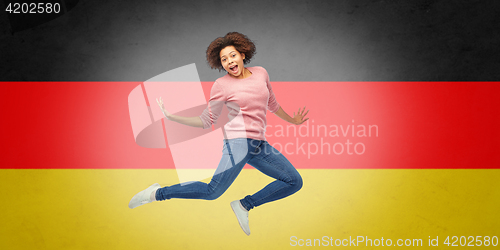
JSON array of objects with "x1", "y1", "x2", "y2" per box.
[{"x1": 1, "y1": 169, "x2": 499, "y2": 249}]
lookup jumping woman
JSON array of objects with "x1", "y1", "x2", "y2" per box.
[{"x1": 129, "y1": 32, "x2": 309, "y2": 236}]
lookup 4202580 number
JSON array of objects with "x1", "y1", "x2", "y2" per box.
[
  {"x1": 444, "y1": 236, "x2": 498, "y2": 247},
  {"x1": 5, "y1": 2, "x2": 61, "y2": 14}
]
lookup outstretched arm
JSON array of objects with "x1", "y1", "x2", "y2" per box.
[
  {"x1": 273, "y1": 106, "x2": 309, "y2": 125},
  {"x1": 156, "y1": 97, "x2": 203, "y2": 128},
  {"x1": 168, "y1": 114, "x2": 203, "y2": 128}
]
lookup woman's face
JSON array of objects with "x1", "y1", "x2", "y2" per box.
[{"x1": 219, "y1": 45, "x2": 246, "y2": 78}]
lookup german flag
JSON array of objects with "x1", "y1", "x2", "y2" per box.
[{"x1": 1, "y1": 80, "x2": 499, "y2": 249}]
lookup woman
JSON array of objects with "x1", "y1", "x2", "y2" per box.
[{"x1": 129, "y1": 32, "x2": 309, "y2": 236}]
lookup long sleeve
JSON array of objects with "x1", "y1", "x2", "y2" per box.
[
  {"x1": 199, "y1": 81, "x2": 226, "y2": 129},
  {"x1": 265, "y1": 70, "x2": 280, "y2": 113}
]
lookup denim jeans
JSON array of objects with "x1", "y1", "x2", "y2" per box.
[{"x1": 155, "y1": 138, "x2": 303, "y2": 211}]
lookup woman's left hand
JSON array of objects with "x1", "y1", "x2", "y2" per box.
[{"x1": 292, "y1": 106, "x2": 309, "y2": 125}]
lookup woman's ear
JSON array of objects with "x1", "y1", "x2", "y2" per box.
[{"x1": 241, "y1": 53, "x2": 245, "y2": 60}]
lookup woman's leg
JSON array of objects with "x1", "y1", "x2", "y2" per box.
[
  {"x1": 240, "y1": 141, "x2": 303, "y2": 211},
  {"x1": 156, "y1": 138, "x2": 252, "y2": 201}
]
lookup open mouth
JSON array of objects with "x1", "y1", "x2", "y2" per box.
[{"x1": 229, "y1": 64, "x2": 239, "y2": 74}]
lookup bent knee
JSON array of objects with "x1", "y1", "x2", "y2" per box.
[
  {"x1": 205, "y1": 187, "x2": 225, "y2": 200},
  {"x1": 285, "y1": 172, "x2": 303, "y2": 192},
  {"x1": 293, "y1": 174, "x2": 303, "y2": 192}
]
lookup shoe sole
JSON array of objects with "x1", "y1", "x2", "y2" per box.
[{"x1": 129, "y1": 183, "x2": 161, "y2": 209}]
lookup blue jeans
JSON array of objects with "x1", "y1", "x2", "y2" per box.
[{"x1": 155, "y1": 138, "x2": 303, "y2": 211}]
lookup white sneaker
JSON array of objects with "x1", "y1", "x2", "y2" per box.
[
  {"x1": 230, "y1": 200, "x2": 250, "y2": 236},
  {"x1": 129, "y1": 183, "x2": 161, "y2": 209}
]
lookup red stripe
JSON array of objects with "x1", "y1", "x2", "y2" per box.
[{"x1": 1, "y1": 81, "x2": 498, "y2": 169}]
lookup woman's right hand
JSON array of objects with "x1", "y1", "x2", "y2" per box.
[{"x1": 156, "y1": 97, "x2": 173, "y2": 120}]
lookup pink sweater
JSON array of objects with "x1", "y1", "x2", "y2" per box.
[{"x1": 199, "y1": 66, "x2": 280, "y2": 140}]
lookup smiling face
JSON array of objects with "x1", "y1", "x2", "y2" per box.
[{"x1": 219, "y1": 45, "x2": 246, "y2": 79}]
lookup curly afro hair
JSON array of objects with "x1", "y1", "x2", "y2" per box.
[{"x1": 206, "y1": 32, "x2": 256, "y2": 72}]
